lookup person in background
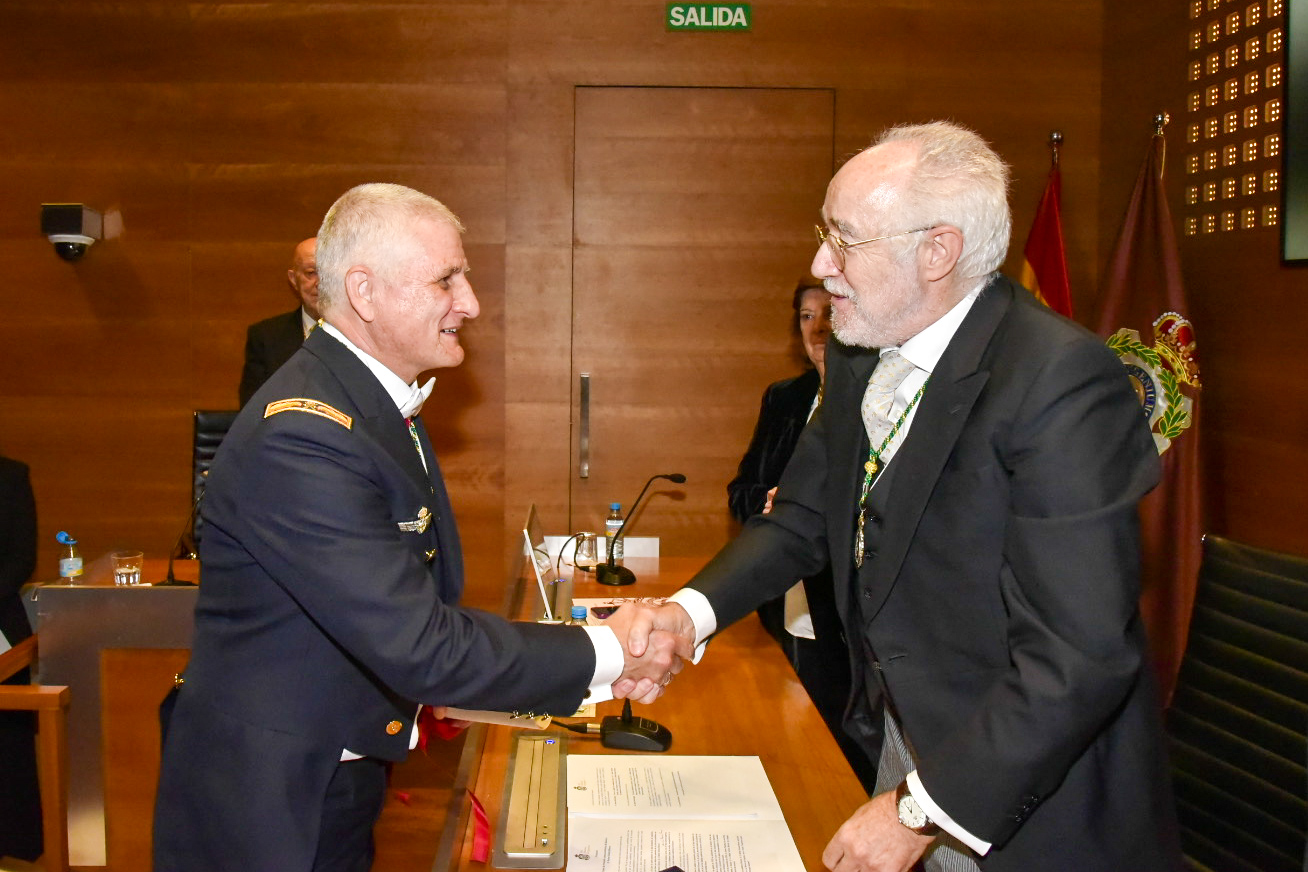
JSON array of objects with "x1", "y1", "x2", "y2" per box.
[
  {"x1": 624, "y1": 121, "x2": 1181, "y2": 872},
  {"x1": 727, "y1": 277, "x2": 878, "y2": 790},
  {"x1": 0, "y1": 455, "x2": 41, "y2": 863},
  {"x1": 155, "y1": 184, "x2": 684, "y2": 872},
  {"x1": 239, "y1": 237, "x2": 321, "y2": 407}
]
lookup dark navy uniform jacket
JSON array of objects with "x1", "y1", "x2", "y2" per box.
[{"x1": 155, "y1": 328, "x2": 594, "y2": 871}]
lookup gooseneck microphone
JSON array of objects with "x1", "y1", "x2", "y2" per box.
[
  {"x1": 157, "y1": 485, "x2": 205, "y2": 587},
  {"x1": 595, "y1": 473, "x2": 686, "y2": 586}
]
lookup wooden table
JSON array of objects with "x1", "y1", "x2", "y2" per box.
[{"x1": 446, "y1": 556, "x2": 869, "y2": 872}]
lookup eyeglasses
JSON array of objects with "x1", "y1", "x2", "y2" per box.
[{"x1": 814, "y1": 224, "x2": 931, "y2": 269}]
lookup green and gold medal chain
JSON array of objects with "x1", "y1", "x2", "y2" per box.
[{"x1": 854, "y1": 379, "x2": 929, "y2": 568}]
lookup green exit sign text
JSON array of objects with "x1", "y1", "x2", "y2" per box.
[{"x1": 666, "y1": 4, "x2": 752, "y2": 31}]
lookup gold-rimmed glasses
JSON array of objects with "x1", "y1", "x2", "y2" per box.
[{"x1": 814, "y1": 224, "x2": 931, "y2": 269}]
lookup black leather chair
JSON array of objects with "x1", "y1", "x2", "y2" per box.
[
  {"x1": 187, "y1": 410, "x2": 239, "y2": 551},
  {"x1": 1167, "y1": 534, "x2": 1308, "y2": 872}
]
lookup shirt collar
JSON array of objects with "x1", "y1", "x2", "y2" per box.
[
  {"x1": 319, "y1": 322, "x2": 435, "y2": 418},
  {"x1": 299, "y1": 307, "x2": 318, "y2": 339},
  {"x1": 885, "y1": 288, "x2": 982, "y2": 375}
]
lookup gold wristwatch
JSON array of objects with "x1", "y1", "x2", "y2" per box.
[{"x1": 895, "y1": 779, "x2": 940, "y2": 836}]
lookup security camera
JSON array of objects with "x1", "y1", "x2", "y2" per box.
[{"x1": 41, "y1": 204, "x2": 103, "y2": 262}]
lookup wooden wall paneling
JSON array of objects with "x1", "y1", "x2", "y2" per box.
[
  {"x1": 188, "y1": 84, "x2": 507, "y2": 167},
  {"x1": 570, "y1": 86, "x2": 834, "y2": 554},
  {"x1": 0, "y1": 1, "x2": 513, "y2": 580},
  {"x1": 186, "y1": 3, "x2": 509, "y2": 86},
  {"x1": 0, "y1": 4, "x2": 191, "y2": 86},
  {"x1": 502, "y1": 81, "x2": 576, "y2": 556},
  {"x1": 425, "y1": 237, "x2": 508, "y2": 610}
]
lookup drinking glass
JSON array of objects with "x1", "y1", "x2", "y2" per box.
[
  {"x1": 574, "y1": 533, "x2": 599, "y2": 572},
  {"x1": 111, "y1": 550, "x2": 144, "y2": 586}
]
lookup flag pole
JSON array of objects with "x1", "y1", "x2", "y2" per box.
[{"x1": 1048, "y1": 130, "x2": 1062, "y2": 168}]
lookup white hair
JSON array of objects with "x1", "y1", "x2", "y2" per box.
[
  {"x1": 872, "y1": 122, "x2": 1011, "y2": 290},
  {"x1": 315, "y1": 183, "x2": 465, "y2": 311}
]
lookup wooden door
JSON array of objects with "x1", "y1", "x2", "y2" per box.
[{"x1": 572, "y1": 87, "x2": 834, "y2": 555}]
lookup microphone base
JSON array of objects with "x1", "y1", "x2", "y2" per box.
[
  {"x1": 154, "y1": 578, "x2": 197, "y2": 587},
  {"x1": 595, "y1": 564, "x2": 636, "y2": 586}
]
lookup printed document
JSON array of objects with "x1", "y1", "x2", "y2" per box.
[{"x1": 565, "y1": 756, "x2": 804, "y2": 872}]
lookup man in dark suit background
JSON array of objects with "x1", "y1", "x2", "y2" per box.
[
  {"x1": 155, "y1": 184, "x2": 682, "y2": 872},
  {"x1": 0, "y1": 455, "x2": 41, "y2": 863},
  {"x1": 626, "y1": 122, "x2": 1181, "y2": 871},
  {"x1": 238, "y1": 236, "x2": 321, "y2": 407}
]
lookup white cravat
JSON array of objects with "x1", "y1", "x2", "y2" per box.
[{"x1": 399, "y1": 378, "x2": 436, "y2": 420}]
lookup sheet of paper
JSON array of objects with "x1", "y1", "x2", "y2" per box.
[
  {"x1": 566, "y1": 756, "x2": 784, "y2": 820},
  {"x1": 566, "y1": 818, "x2": 806, "y2": 872}
]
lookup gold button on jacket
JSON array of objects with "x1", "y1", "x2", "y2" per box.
[{"x1": 385, "y1": 720, "x2": 403, "y2": 736}]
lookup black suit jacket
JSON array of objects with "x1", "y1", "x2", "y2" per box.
[
  {"x1": 727, "y1": 367, "x2": 821, "y2": 525},
  {"x1": 689, "y1": 276, "x2": 1181, "y2": 870},
  {"x1": 727, "y1": 368, "x2": 820, "y2": 640},
  {"x1": 156, "y1": 329, "x2": 597, "y2": 871},
  {"x1": 238, "y1": 307, "x2": 306, "y2": 407},
  {"x1": 0, "y1": 457, "x2": 35, "y2": 647},
  {"x1": 0, "y1": 456, "x2": 40, "y2": 861}
]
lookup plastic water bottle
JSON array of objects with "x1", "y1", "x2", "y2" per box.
[
  {"x1": 56, "y1": 531, "x2": 83, "y2": 583},
  {"x1": 567, "y1": 605, "x2": 589, "y2": 626},
  {"x1": 605, "y1": 502, "x2": 624, "y2": 566}
]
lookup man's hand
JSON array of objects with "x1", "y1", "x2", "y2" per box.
[
  {"x1": 600, "y1": 601, "x2": 696, "y2": 703},
  {"x1": 822, "y1": 791, "x2": 934, "y2": 872}
]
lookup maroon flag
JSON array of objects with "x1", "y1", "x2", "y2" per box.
[
  {"x1": 1019, "y1": 163, "x2": 1074, "y2": 318},
  {"x1": 1095, "y1": 123, "x2": 1202, "y2": 706}
]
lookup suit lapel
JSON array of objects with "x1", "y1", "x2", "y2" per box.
[
  {"x1": 859, "y1": 278, "x2": 1014, "y2": 618},
  {"x1": 303, "y1": 330, "x2": 432, "y2": 496},
  {"x1": 827, "y1": 341, "x2": 881, "y2": 624}
]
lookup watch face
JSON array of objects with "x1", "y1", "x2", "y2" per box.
[{"x1": 898, "y1": 794, "x2": 929, "y2": 830}]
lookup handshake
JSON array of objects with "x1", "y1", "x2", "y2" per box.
[{"x1": 600, "y1": 601, "x2": 699, "y2": 705}]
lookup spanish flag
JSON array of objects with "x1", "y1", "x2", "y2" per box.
[{"x1": 1019, "y1": 165, "x2": 1074, "y2": 318}]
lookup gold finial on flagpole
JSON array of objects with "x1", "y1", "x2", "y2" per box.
[
  {"x1": 1153, "y1": 113, "x2": 1171, "y2": 177},
  {"x1": 1049, "y1": 130, "x2": 1063, "y2": 167}
]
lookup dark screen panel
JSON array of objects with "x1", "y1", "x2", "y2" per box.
[{"x1": 1286, "y1": 0, "x2": 1308, "y2": 259}]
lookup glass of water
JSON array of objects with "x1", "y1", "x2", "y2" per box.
[
  {"x1": 111, "y1": 550, "x2": 144, "y2": 586},
  {"x1": 574, "y1": 533, "x2": 599, "y2": 572}
]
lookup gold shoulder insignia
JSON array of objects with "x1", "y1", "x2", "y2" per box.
[{"x1": 263, "y1": 398, "x2": 353, "y2": 430}]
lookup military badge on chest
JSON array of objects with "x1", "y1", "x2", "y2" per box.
[{"x1": 398, "y1": 506, "x2": 432, "y2": 534}]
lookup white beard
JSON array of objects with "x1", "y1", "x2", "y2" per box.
[{"x1": 825, "y1": 266, "x2": 924, "y2": 349}]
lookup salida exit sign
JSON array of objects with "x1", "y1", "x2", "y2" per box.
[{"x1": 666, "y1": 3, "x2": 752, "y2": 31}]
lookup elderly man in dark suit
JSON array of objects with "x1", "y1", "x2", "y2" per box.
[
  {"x1": 238, "y1": 237, "x2": 321, "y2": 407},
  {"x1": 627, "y1": 122, "x2": 1182, "y2": 872},
  {"x1": 155, "y1": 184, "x2": 682, "y2": 872}
]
